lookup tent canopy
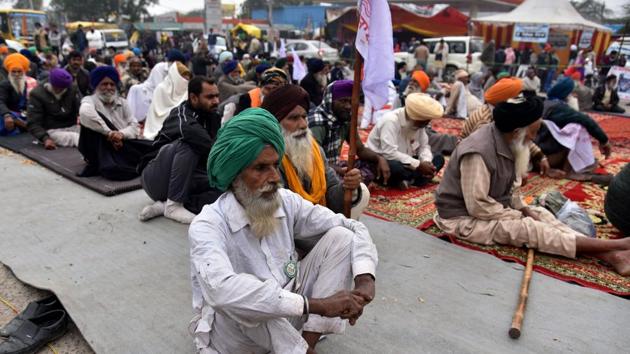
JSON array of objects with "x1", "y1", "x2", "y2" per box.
[
  {"x1": 231, "y1": 23, "x2": 262, "y2": 39},
  {"x1": 475, "y1": 0, "x2": 611, "y2": 32}
]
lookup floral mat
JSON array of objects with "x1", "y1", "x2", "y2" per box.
[{"x1": 352, "y1": 114, "x2": 630, "y2": 296}]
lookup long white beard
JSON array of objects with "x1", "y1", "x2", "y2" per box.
[
  {"x1": 510, "y1": 129, "x2": 531, "y2": 183},
  {"x1": 9, "y1": 76, "x2": 25, "y2": 95},
  {"x1": 232, "y1": 177, "x2": 282, "y2": 239},
  {"x1": 283, "y1": 128, "x2": 314, "y2": 180}
]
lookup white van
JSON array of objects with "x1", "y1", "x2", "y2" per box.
[
  {"x1": 101, "y1": 29, "x2": 129, "y2": 51},
  {"x1": 424, "y1": 36, "x2": 484, "y2": 79}
]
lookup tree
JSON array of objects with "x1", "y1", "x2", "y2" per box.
[
  {"x1": 570, "y1": 0, "x2": 613, "y2": 23},
  {"x1": 50, "y1": 0, "x2": 157, "y2": 23},
  {"x1": 0, "y1": 0, "x2": 44, "y2": 10}
]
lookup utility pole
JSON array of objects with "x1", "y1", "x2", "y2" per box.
[{"x1": 267, "y1": 0, "x2": 274, "y2": 42}]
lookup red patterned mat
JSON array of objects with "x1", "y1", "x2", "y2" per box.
[{"x1": 362, "y1": 115, "x2": 630, "y2": 296}]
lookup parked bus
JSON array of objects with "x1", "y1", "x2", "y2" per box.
[{"x1": 0, "y1": 9, "x2": 47, "y2": 46}]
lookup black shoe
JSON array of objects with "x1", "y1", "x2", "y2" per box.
[
  {"x1": 0, "y1": 296, "x2": 62, "y2": 338},
  {"x1": 0, "y1": 310, "x2": 68, "y2": 354}
]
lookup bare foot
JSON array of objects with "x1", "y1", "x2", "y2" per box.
[
  {"x1": 546, "y1": 168, "x2": 567, "y2": 179},
  {"x1": 595, "y1": 249, "x2": 630, "y2": 276}
]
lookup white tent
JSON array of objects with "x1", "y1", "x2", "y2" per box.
[{"x1": 476, "y1": 0, "x2": 611, "y2": 32}]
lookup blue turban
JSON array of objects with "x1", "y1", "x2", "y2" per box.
[
  {"x1": 222, "y1": 60, "x2": 238, "y2": 75},
  {"x1": 547, "y1": 77, "x2": 575, "y2": 101},
  {"x1": 19, "y1": 49, "x2": 33, "y2": 61},
  {"x1": 89, "y1": 66, "x2": 120, "y2": 89},
  {"x1": 132, "y1": 47, "x2": 142, "y2": 56},
  {"x1": 166, "y1": 49, "x2": 186, "y2": 64},
  {"x1": 256, "y1": 63, "x2": 271, "y2": 74},
  {"x1": 207, "y1": 108, "x2": 285, "y2": 191},
  {"x1": 307, "y1": 58, "x2": 325, "y2": 73}
]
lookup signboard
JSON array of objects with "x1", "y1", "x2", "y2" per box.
[
  {"x1": 513, "y1": 23, "x2": 550, "y2": 43},
  {"x1": 579, "y1": 29, "x2": 594, "y2": 48},
  {"x1": 608, "y1": 66, "x2": 630, "y2": 100},
  {"x1": 548, "y1": 32, "x2": 570, "y2": 49},
  {"x1": 205, "y1": 0, "x2": 222, "y2": 33}
]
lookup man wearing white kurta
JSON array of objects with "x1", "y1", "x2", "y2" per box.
[
  {"x1": 189, "y1": 108, "x2": 378, "y2": 354},
  {"x1": 366, "y1": 93, "x2": 445, "y2": 189}
]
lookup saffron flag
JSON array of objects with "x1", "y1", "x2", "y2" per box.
[
  {"x1": 292, "y1": 49, "x2": 307, "y2": 82},
  {"x1": 355, "y1": 0, "x2": 394, "y2": 110}
]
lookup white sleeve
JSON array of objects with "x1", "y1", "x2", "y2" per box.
[
  {"x1": 79, "y1": 99, "x2": 110, "y2": 135},
  {"x1": 417, "y1": 129, "x2": 433, "y2": 163},
  {"x1": 376, "y1": 120, "x2": 421, "y2": 169}
]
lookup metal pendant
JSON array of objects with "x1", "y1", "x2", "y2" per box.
[{"x1": 284, "y1": 259, "x2": 297, "y2": 279}]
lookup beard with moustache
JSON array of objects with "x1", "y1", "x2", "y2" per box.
[
  {"x1": 283, "y1": 127, "x2": 314, "y2": 180},
  {"x1": 509, "y1": 128, "x2": 531, "y2": 185},
  {"x1": 97, "y1": 89, "x2": 116, "y2": 104},
  {"x1": 232, "y1": 176, "x2": 283, "y2": 239},
  {"x1": 9, "y1": 75, "x2": 26, "y2": 95}
]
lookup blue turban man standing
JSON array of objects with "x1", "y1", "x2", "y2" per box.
[{"x1": 189, "y1": 108, "x2": 378, "y2": 354}]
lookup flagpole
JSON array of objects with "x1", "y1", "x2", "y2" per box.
[{"x1": 343, "y1": 52, "x2": 364, "y2": 218}]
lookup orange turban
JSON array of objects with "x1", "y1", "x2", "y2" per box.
[
  {"x1": 0, "y1": 45, "x2": 8, "y2": 55},
  {"x1": 484, "y1": 77, "x2": 523, "y2": 105},
  {"x1": 411, "y1": 70, "x2": 430, "y2": 92},
  {"x1": 114, "y1": 53, "x2": 127, "y2": 66},
  {"x1": 3, "y1": 53, "x2": 30, "y2": 72}
]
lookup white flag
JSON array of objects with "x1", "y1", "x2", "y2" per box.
[
  {"x1": 291, "y1": 49, "x2": 307, "y2": 82},
  {"x1": 355, "y1": 0, "x2": 394, "y2": 110},
  {"x1": 279, "y1": 39, "x2": 287, "y2": 58}
]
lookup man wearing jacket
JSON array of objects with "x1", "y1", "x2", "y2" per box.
[
  {"x1": 139, "y1": 77, "x2": 222, "y2": 224},
  {"x1": 27, "y1": 68, "x2": 80, "y2": 148},
  {"x1": 593, "y1": 74, "x2": 625, "y2": 114}
]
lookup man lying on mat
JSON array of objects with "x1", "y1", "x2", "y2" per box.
[
  {"x1": 27, "y1": 68, "x2": 80, "y2": 149},
  {"x1": 260, "y1": 84, "x2": 369, "y2": 219},
  {"x1": 434, "y1": 95, "x2": 630, "y2": 276},
  {"x1": 78, "y1": 66, "x2": 153, "y2": 180},
  {"x1": 366, "y1": 93, "x2": 445, "y2": 190},
  {"x1": 189, "y1": 108, "x2": 378, "y2": 354}
]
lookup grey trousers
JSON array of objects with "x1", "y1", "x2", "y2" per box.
[
  {"x1": 141, "y1": 141, "x2": 214, "y2": 208},
  {"x1": 192, "y1": 227, "x2": 355, "y2": 354}
]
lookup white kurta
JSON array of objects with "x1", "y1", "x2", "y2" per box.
[
  {"x1": 188, "y1": 189, "x2": 378, "y2": 354},
  {"x1": 366, "y1": 107, "x2": 433, "y2": 169}
]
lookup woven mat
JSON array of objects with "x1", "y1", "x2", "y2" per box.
[{"x1": 358, "y1": 114, "x2": 630, "y2": 296}]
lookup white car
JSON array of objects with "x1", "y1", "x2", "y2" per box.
[
  {"x1": 101, "y1": 29, "x2": 129, "y2": 51},
  {"x1": 272, "y1": 40, "x2": 339, "y2": 62}
]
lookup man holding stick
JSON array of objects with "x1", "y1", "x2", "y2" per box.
[{"x1": 434, "y1": 96, "x2": 630, "y2": 276}]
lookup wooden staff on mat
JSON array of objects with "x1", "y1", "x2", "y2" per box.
[
  {"x1": 509, "y1": 248, "x2": 535, "y2": 339},
  {"x1": 342, "y1": 53, "x2": 364, "y2": 218}
]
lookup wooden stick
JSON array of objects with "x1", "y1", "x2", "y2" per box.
[
  {"x1": 342, "y1": 53, "x2": 364, "y2": 218},
  {"x1": 509, "y1": 248, "x2": 535, "y2": 339}
]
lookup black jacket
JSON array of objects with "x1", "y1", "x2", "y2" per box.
[
  {"x1": 27, "y1": 84, "x2": 80, "y2": 142},
  {"x1": 148, "y1": 101, "x2": 221, "y2": 169},
  {"x1": 592, "y1": 85, "x2": 620, "y2": 108},
  {"x1": 0, "y1": 80, "x2": 26, "y2": 117},
  {"x1": 64, "y1": 65, "x2": 91, "y2": 98}
]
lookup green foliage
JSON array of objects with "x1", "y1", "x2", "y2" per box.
[
  {"x1": 50, "y1": 0, "x2": 157, "y2": 22},
  {"x1": 13, "y1": 0, "x2": 44, "y2": 10},
  {"x1": 570, "y1": 0, "x2": 613, "y2": 23}
]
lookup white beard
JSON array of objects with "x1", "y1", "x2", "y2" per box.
[
  {"x1": 97, "y1": 91, "x2": 116, "y2": 104},
  {"x1": 232, "y1": 177, "x2": 282, "y2": 239},
  {"x1": 510, "y1": 129, "x2": 531, "y2": 183},
  {"x1": 9, "y1": 76, "x2": 25, "y2": 95},
  {"x1": 283, "y1": 128, "x2": 314, "y2": 180}
]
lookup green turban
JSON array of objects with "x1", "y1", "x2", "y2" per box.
[{"x1": 207, "y1": 108, "x2": 285, "y2": 191}]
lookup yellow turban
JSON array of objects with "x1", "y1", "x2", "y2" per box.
[
  {"x1": 3, "y1": 53, "x2": 30, "y2": 72},
  {"x1": 405, "y1": 93, "x2": 444, "y2": 121},
  {"x1": 484, "y1": 77, "x2": 523, "y2": 106}
]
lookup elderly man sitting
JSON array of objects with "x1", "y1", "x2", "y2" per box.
[
  {"x1": 445, "y1": 69, "x2": 482, "y2": 119},
  {"x1": 434, "y1": 96, "x2": 630, "y2": 276},
  {"x1": 367, "y1": 93, "x2": 445, "y2": 189},
  {"x1": 78, "y1": 66, "x2": 152, "y2": 180},
  {"x1": 120, "y1": 56, "x2": 149, "y2": 97},
  {"x1": 1, "y1": 53, "x2": 35, "y2": 136},
  {"x1": 261, "y1": 84, "x2": 369, "y2": 218},
  {"x1": 217, "y1": 60, "x2": 255, "y2": 102},
  {"x1": 189, "y1": 108, "x2": 378, "y2": 354},
  {"x1": 27, "y1": 68, "x2": 80, "y2": 148}
]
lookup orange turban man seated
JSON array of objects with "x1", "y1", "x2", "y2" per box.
[
  {"x1": 462, "y1": 77, "x2": 552, "y2": 177},
  {"x1": 261, "y1": 84, "x2": 370, "y2": 219}
]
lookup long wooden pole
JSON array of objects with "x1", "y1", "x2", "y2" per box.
[
  {"x1": 342, "y1": 53, "x2": 364, "y2": 218},
  {"x1": 509, "y1": 248, "x2": 535, "y2": 339}
]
